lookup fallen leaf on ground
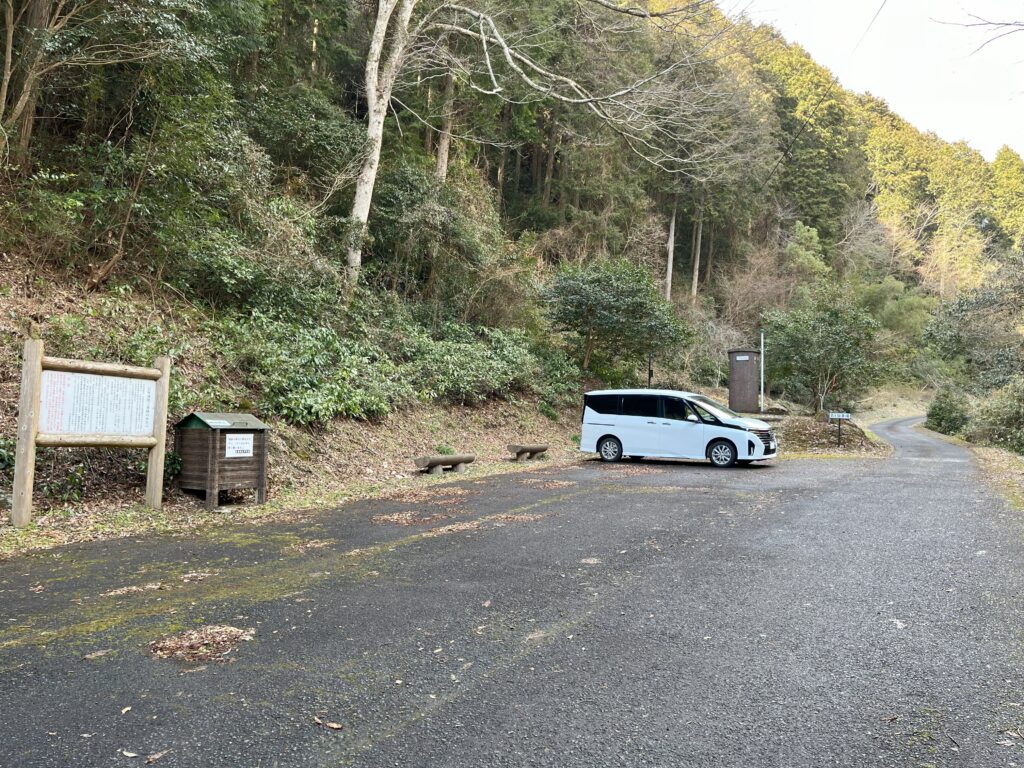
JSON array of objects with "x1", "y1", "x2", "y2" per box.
[
  {"x1": 149, "y1": 625, "x2": 254, "y2": 663},
  {"x1": 422, "y1": 521, "x2": 480, "y2": 538},
  {"x1": 286, "y1": 539, "x2": 335, "y2": 554},
  {"x1": 489, "y1": 513, "x2": 542, "y2": 523},
  {"x1": 146, "y1": 750, "x2": 170, "y2": 763},
  {"x1": 102, "y1": 582, "x2": 164, "y2": 597},
  {"x1": 121, "y1": 706, "x2": 132, "y2": 714},
  {"x1": 121, "y1": 750, "x2": 139, "y2": 758},
  {"x1": 83, "y1": 649, "x2": 113, "y2": 660}
]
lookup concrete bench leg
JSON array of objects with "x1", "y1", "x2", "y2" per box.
[
  {"x1": 515, "y1": 452, "x2": 528, "y2": 462},
  {"x1": 428, "y1": 464, "x2": 444, "y2": 475},
  {"x1": 454, "y1": 462, "x2": 467, "y2": 473}
]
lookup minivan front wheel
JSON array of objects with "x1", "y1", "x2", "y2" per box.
[
  {"x1": 597, "y1": 436, "x2": 623, "y2": 463},
  {"x1": 708, "y1": 440, "x2": 737, "y2": 468}
]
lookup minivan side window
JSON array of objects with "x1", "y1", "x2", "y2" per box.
[
  {"x1": 663, "y1": 397, "x2": 695, "y2": 422},
  {"x1": 586, "y1": 394, "x2": 620, "y2": 415},
  {"x1": 621, "y1": 395, "x2": 659, "y2": 418},
  {"x1": 689, "y1": 401, "x2": 720, "y2": 423}
]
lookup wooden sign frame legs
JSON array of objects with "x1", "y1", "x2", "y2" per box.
[
  {"x1": 11, "y1": 339, "x2": 43, "y2": 528},
  {"x1": 146, "y1": 356, "x2": 171, "y2": 510},
  {"x1": 10, "y1": 339, "x2": 171, "y2": 529}
]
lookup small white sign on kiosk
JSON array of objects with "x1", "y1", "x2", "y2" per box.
[
  {"x1": 11, "y1": 340, "x2": 171, "y2": 528},
  {"x1": 224, "y1": 433, "x2": 254, "y2": 458}
]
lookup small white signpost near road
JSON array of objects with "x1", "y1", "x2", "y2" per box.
[
  {"x1": 828, "y1": 412, "x2": 852, "y2": 447},
  {"x1": 11, "y1": 339, "x2": 171, "y2": 528}
]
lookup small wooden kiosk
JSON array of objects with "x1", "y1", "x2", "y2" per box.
[{"x1": 174, "y1": 412, "x2": 269, "y2": 510}]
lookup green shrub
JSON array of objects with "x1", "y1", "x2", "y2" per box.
[
  {"x1": 967, "y1": 376, "x2": 1024, "y2": 454},
  {"x1": 403, "y1": 326, "x2": 538, "y2": 405},
  {"x1": 541, "y1": 258, "x2": 688, "y2": 373},
  {"x1": 925, "y1": 387, "x2": 969, "y2": 435},
  {"x1": 538, "y1": 401, "x2": 559, "y2": 421},
  {"x1": 217, "y1": 313, "x2": 414, "y2": 424}
]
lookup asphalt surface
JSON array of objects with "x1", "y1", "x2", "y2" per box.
[{"x1": 2, "y1": 417, "x2": 1024, "y2": 767}]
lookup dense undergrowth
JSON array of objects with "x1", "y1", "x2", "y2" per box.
[{"x1": 927, "y1": 377, "x2": 1024, "y2": 455}]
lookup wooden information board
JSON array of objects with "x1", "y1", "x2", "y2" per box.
[
  {"x1": 40, "y1": 371, "x2": 157, "y2": 436},
  {"x1": 10, "y1": 340, "x2": 171, "y2": 528}
]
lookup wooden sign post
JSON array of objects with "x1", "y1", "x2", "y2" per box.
[{"x1": 10, "y1": 339, "x2": 171, "y2": 528}]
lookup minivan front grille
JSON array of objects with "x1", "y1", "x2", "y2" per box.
[{"x1": 751, "y1": 429, "x2": 775, "y2": 451}]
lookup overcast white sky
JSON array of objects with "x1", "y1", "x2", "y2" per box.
[{"x1": 740, "y1": 0, "x2": 1024, "y2": 160}]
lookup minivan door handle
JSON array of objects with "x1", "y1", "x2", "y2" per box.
[{"x1": 646, "y1": 421, "x2": 657, "y2": 424}]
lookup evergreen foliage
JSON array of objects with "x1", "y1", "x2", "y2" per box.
[{"x1": 0, "y1": 0, "x2": 1019, "y2": 442}]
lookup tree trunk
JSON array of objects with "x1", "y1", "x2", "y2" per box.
[
  {"x1": 494, "y1": 104, "x2": 509, "y2": 209},
  {"x1": 557, "y1": 154, "x2": 567, "y2": 220},
  {"x1": 583, "y1": 332, "x2": 595, "y2": 371},
  {"x1": 0, "y1": 0, "x2": 14, "y2": 127},
  {"x1": 347, "y1": 101, "x2": 387, "y2": 279},
  {"x1": 424, "y1": 81, "x2": 434, "y2": 154},
  {"x1": 310, "y1": 17, "x2": 319, "y2": 75},
  {"x1": 665, "y1": 199, "x2": 677, "y2": 300},
  {"x1": 703, "y1": 221, "x2": 714, "y2": 286},
  {"x1": 496, "y1": 146, "x2": 507, "y2": 209},
  {"x1": 511, "y1": 148, "x2": 521, "y2": 195},
  {"x1": 542, "y1": 128, "x2": 558, "y2": 205},
  {"x1": 345, "y1": 0, "x2": 418, "y2": 280},
  {"x1": 690, "y1": 202, "x2": 704, "y2": 301},
  {"x1": 6, "y1": 0, "x2": 49, "y2": 170},
  {"x1": 435, "y1": 67, "x2": 454, "y2": 183},
  {"x1": 531, "y1": 143, "x2": 542, "y2": 196}
]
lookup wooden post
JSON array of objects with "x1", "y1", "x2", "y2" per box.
[
  {"x1": 206, "y1": 428, "x2": 221, "y2": 510},
  {"x1": 11, "y1": 339, "x2": 43, "y2": 528},
  {"x1": 257, "y1": 431, "x2": 268, "y2": 504},
  {"x1": 145, "y1": 356, "x2": 171, "y2": 510}
]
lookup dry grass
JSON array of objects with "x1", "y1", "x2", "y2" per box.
[{"x1": 973, "y1": 446, "x2": 1024, "y2": 510}]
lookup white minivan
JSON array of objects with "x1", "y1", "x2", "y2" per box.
[{"x1": 580, "y1": 389, "x2": 778, "y2": 467}]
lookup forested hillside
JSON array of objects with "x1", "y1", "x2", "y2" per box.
[{"x1": 1, "y1": 0, "x2": 1022, "y2": 462}]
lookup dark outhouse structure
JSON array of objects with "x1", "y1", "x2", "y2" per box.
[
  {"x1": 174, "y1": 412, "x2": 269, "y2": 510},
  {"x1": 727, "y1": 349, "x2": 761, "y2": 414}
]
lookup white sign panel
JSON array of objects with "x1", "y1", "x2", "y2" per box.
[
  {"x1": 829, "y1": 412, "x2": 851, "y2": 420},
  {"x1": 735, "y1": 355, "x2": 749, "y2": 361},
  {"x1": 225, "y1": 433, "x2": 254, "y2": 458},
  {"x1": 38, "y1": 371, "x2": 156, "y2": 436}
]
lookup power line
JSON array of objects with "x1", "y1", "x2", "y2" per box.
[
  {"x1": 757, "y1": 0, "x2": 889, "y2": 192},
  {"x1": 853, "y1": 0, "x2": 889, "y2": 55}
]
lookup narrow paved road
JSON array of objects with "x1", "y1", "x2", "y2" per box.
[{"x1": 2, "y1": 418, "x2": 1023, "y2": 767}]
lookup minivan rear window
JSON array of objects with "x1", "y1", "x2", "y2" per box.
[
  {"x1": 586, "y1": 394, "x2": 620, "y2": 415},
  {"x1": 621, "y1": 395, "x2": 659, "y2": 418}
]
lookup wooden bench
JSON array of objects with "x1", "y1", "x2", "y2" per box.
[
  {"x1": 509, "y1": 444, "x2": 549, "y2": 462},
  {"x1": 414, "y1": 454, "x2": 476, "y2": 475}
]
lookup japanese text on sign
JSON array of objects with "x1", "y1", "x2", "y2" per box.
[
  {"x1": 39, "y1": 371, "x2": 156, "y2": 436},
  {"x1": 225, "y1": 433, "x2": 254, "y2": 458}
]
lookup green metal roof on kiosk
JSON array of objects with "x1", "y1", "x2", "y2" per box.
[{"x1": 176, "y1": 412, "x2": 270, "y2": 430}]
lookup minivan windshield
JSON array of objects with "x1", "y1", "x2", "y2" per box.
[{"x1": 688, "y1": 395, "x2": 741, "y2": 421}]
